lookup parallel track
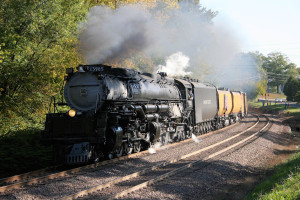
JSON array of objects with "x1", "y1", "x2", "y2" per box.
[
  {"x1": 59, "y1": 114, "x2": 269, "y2": 200},
  {"x1": 0, "y1": 115, "x2": 252, "y2": 194}
]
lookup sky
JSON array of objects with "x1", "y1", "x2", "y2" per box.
[{"x1": 200, "y1": 0, "x2": 300, "y2": 67}]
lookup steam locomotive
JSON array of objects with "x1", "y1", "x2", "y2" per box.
[{"x1": 43, "y1": 64, "x2": 247, "y2": 164}]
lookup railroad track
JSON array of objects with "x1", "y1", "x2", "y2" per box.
[
  {"x1": 0, "y1": 148, "x2": 153, "y2": 193},
  {"x1": 0, "y1": 114, "x2": 247, "y2": 193},
  {"x1": 0, "y1": 165, "x2": 61, "y2": 187},
  {"x1": 58, "y1": 114, "x2": 269, "y2": 200}
]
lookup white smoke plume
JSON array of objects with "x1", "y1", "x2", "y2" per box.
[
  {"x1": 79, "y1": 2, "x2": 261, "y2": 93},
  {"x1": 79, "y1": 2, "x2": 240, "y2": 74},
  {"x1": 157, "y1": 52, "x2": 191, "y2": 77}
]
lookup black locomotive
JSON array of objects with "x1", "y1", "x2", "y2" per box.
[{"x1": 43, "y1": 64, "x2": 247, "y2": 164}]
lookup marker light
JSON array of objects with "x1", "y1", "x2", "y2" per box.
[{"x1": 68, "y1": 109, "x2": 76, "y2": 117}]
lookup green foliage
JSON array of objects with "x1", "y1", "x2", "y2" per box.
[
  {"x1": 0, "y1": 0, "x2": 213, "y2": 135},
  {"x1": 0, "y1": 128, "x2": 52, "y2": 178},
  {"x1": 0, "y1": 44, "x2": 3, "y2": 64},
  {"x1": 247, "y1": 151, "x2": 300, "y2": 200},
  {"x1": 249, "y1": 102, "x2": 300, "y2": 119},
  {"x1": 0, "y1": 0, "x2": 89, "y2": 135},
  {"x1": 86, "y1": 0, "x2": 122, "y2": 8},
  {"x1": 295, "y1": 91, "x2": 300, "y2": 103},
  {"x1": 256, "y1": 79, "x2": 268, "y2": 96},
  {"x1": 262, "y1": 52, "x2": 298, "y2": 93},
  {"x1": 283, "y1": 76, "x2": 300, "y2": 101}
]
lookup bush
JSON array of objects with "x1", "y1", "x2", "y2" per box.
[
  {"x1": 283, "y1": 76, "x2": 299, "y2": 101},
  {"x1": 295, "y1": 91, "x2": 300, "y2": 103},
  {"x1": 0, "y1": 128, "x2": 52, "y2": 178}
]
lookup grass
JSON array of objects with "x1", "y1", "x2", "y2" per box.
[
  {"x1": 247, "y1": 99, "x2": 300, "y2": 200},
  {"x1": 246, "y1": 151, "x2": 300, "y2": 200},
  {"x1": 248, "y1": 101, "x2": 262, "y2": 109},
  {"x1": 248, "y1": 101, "x2": 300, "y2": 120},
  {"x1": 285, "y1": 107, "x2": 300, "y2": 119}
]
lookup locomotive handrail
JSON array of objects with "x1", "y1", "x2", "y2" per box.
[
  {"x1": 48, "y1": 96, "x2": 58, "y2": 114},
  {"x1": 95, "y1": 93, "x2": 100, "y2": 113}
]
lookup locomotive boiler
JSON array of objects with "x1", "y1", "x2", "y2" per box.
[{"x1": 43, "y1": 64, "x2": 247, "y2": 165}]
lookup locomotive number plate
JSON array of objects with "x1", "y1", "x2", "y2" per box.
[{"x1": 84, "y1": 66, "x2": 105, "y2": 72}]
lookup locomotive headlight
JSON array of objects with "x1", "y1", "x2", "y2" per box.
[{"x1": 68, "y1": 109, "x2": 76, "y2": 117}]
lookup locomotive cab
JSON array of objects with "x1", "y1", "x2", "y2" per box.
[{"x1": 174, "y1": 79, "x2": 193, "y2": 111}]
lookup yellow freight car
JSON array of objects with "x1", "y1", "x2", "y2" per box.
[
  {"x1": 231, "y1": 91, "x2": 243, "y2": 116},
  {"x1": 217, "y1": 90, "x2": 233, "y2": 116}
]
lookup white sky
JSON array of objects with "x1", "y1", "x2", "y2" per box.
[{"x1": 200, "y1": 0, "x2": 300, "y2": 67}]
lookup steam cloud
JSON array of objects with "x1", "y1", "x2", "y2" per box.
[
  {"x1": 157, "y1": 52, "x2": 191, "y2": 77},
  {"x1": 79, "y1": 5, "x2": 158, "y2": 64},
  {"x1": 148, "y1": 142, "x2": 162, "y2": 154},
  {"x1": 79, "y1": 2, "x2": 239, "y2": 69},
  {"x1": 192, "y1": 134, "x2": 200, "y2": 143},
  {"x1": 79, "y1": 2, "x2": 261, "y2": 91}
]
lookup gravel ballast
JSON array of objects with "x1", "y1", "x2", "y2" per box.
[
  {"x1": 1, "y1": 114, "x2": 296, "y2": 200},
  {"x1": 119, "y1": 114, "x2": 299, "y2": 200}
]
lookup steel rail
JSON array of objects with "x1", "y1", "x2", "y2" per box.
[
  {"x1": 0, "y1": 114, "x2": 251, "y2": 193},
  {"x1": 59, "y1": 115, "x2": 262, "y2": 200},
  {"x1": 104, "y1": 115, "x2": 270, "y2": 200},
  {"x1": 0, "y1": 165, "x2": 61, "y2": 185}
]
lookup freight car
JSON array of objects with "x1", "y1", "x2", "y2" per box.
[{"x1": 43, "y1": 64, "x2": 247, "y2": 164}]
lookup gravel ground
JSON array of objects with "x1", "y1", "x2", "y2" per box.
[
  {"x1": 0, "y1": 115, "x2": 263, "y2": 200},
  {"x1": 119, "y1": 114, "x2": 300, "y2": 200}
]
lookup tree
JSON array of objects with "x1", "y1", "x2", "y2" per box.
[
  {"x1": 0, "y1": 0, "x2": 216, "y2": 134},
  {"x1": 262, "y1": 52, "x2": 297, "y2": 93},
  {"x1": 295, "y1": 90, "x2": 300, "y2": 103},
  {"x1": 0, "y1": 0, "x2": 89, "y2": 134},
  {"x1": 283, "y1": 76, "x2": 299, "y2": 101}
]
